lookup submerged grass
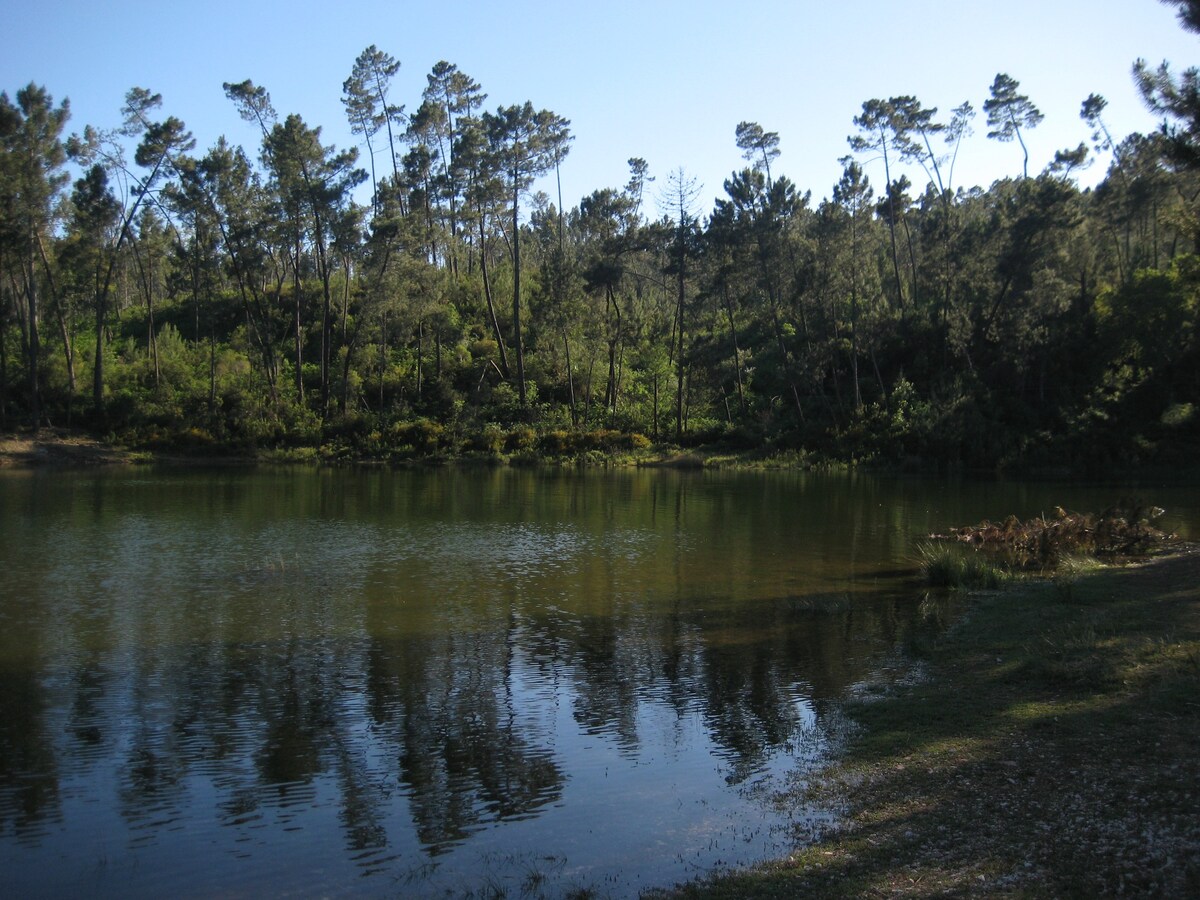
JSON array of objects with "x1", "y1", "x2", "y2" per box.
[{"x1": 659, "y1": 547, "x2": 1200, "y2": 898}]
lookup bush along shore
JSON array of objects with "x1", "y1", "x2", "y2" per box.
[{"x1": 661, "y1": 520, "x2": 1200, "y2": 898}]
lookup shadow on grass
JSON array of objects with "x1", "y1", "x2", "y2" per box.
[{"x1": 660, "y1": 551, "x2": 1200, "y2": 898}]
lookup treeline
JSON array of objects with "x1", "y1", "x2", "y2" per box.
[{"x1": 1, "y1": 41, "x2": 1199, "y2": 469}]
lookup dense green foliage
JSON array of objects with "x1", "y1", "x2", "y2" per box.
[{"x1": 3, "y1": 27, "x2": 1199, "y2": 469}]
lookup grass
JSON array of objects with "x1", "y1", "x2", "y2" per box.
[
  {"x1": 658, "y1": 547, "x2": 1200, "y2": 898},
  {"x1": 916, "y1": 541, "x2": 1010, "y2": 590}
]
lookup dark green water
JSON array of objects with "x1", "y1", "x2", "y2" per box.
[{"x1": 1, "y1": 467, "x2": 1196, "y2": 898}]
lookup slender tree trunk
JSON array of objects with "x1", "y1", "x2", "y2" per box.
[
  {"x1": 584, "y1": 351, "x2": 595, "y2": 426},
  {"x1": 93, "y1": 286, "x2": 106, "y2": 415},
  {"x1": 340, "y1": 253, "x2": 351, "y2": 349},
  {"x1": 37, "y1": 232, "x2": 75, "y2": 393},
  {"x1": 722, "y1": 286, "x2": 745, "y2": 416},
  {"x1": 361, "y1": 119, "x2": 378, "y2": 217},
  {"x1": 193, "y1": 263, "x2": 200, "y2": 342},
  {"x1": 131, "y1": 239, "x2": 160, "y2": 387},
  {"x1": 478, "y1": 215, "x2": 510, "y2": 377},
  {"x1": 870, "y1": 348, "x2": 888, "y2": 409},
  {"x1": 563, "y1": 328, "x2": 576, "y2": 426},
  {"x1": 1147, "y1": 196, "x2": 1156, "y2": 270},
  {"x1": 24, "y1": 256, "x2": 41, "y2": 429},
  {"x1": 901, "y1": 212, "x2": 918, "y2": 308},
  {"x1": 675, "y1": 240, "x2": 686, "y2": 441},
  {"x1": 604, "y1": 339, "x2": 616, "y2": 412},
  {"x1": 415, "y1": 318, "x2": 423, "y2": 398},
  {"x1": 292, "y1": 241, "x2": 304, "y2": 403},
  {"x1": 1011, "y1": 114, "x2": 1030, "y2": 179},
  {"x1": 0, "y1": 309, "x2": 8, "y2": 429},
  {"x1": 850, "y1": 323, "x2": 862, "y2": 412},
  {"x1": 90, "y1": 158, "x2": 166, "y2": 413},
  {"x1": 769, "y1": 306, "x2": 805, "y2": 423},
  {"x1": 682, "y1": 366, "x2": 691, "y2": 431},
  {"x1": 511, "y1": 180, "x2": 527, "y2": 405},
  {"x1": 880, "y1": 131, "x2": 906, "y2": 309},
  {"x1": 372, "y1": 75, "x2": 399, "y2": 184},
  {"x1": 652, "y1": 373, "x2": 658, "y2": 441},
  {"x1": 310, "y1": 214, "x2": 335, "y2": 421},
  {"x1": 340, "y1": 327, "x2": 358, "y2": 415},
  {"x1": 614, "y1": 344, "x2": 625, "y2": 420},
  {"x1": 378, "y1": 309, "x2": 387, "y2": 410},
  {"x1": 850, "y1": 214, "x2": 863, "y2": 411},
  {"x1": 209, "y1": 322, "x2": 217, "y2": 411},
  {"x1": 604, "y1": 284, "x2": 620, "y2": 413}
]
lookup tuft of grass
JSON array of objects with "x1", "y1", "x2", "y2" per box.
[
  {"x1": 916, "y1": 541, "x2": 1009, "y2": 589},
  {"x1": 1051, "y1": 552, "x2": 1104, "y2": 601}
]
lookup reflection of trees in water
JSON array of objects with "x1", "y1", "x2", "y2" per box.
[
  {"x1": 517, "y1": 589, "x2": 930, "y2": 783},
  {"x1": 0, "y1": 467, "x2": 955, "y2": 861},
  {"x1": 0, "y1": 588, "x2": 933, "y2": 861},
  {"x1": 366, "y1": 600, "x2": 566, "y2": 852},
  {"x1": 0, "y1": 668, "x2": 61, "y2": 838}
]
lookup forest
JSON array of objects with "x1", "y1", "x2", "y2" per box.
[{"x1": 2, "y1": 17, "x2": 1199, "y2": 472}]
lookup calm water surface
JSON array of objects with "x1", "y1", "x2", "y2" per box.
[{"x1": 1, "y1": 467, "x2": 1196, "y2": 898}]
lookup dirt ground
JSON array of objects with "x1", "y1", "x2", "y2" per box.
[{"x1": 0, "y1": 429, "x2": 134, "y2": 467}]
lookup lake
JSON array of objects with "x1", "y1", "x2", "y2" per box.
[{"x1": 1, "y1": 466, "x2": 1196, "y2": 898}]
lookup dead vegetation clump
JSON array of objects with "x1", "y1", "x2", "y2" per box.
[{"x1": 930, "y1": 499, "x2": 1177, "y2": 566}]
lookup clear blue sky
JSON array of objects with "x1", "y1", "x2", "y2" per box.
[{"x1": 4, "y1": 0, "x2": 1197, "y2": 216}]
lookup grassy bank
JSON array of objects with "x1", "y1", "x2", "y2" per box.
[{"x1": 661, "y1": 548, "x2": 1200, "y2": 898}]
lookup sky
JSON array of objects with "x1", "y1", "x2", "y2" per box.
[{"x1": 4, "y1": 0, "x2": 1199, "y2": 218}]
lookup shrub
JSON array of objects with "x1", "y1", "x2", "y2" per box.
[
  {"x1": 390, "y1": 418, "x2": 445, "y2": 455},
  {"x1": 505, "y1": 425, "x2": 538, "y2": 452},
  {"x1": 539, "y1": 429, "x2": 573, "y2": 454},
  {"x1": 466, "y1": 424, "x2": 505, "y2": 454}
]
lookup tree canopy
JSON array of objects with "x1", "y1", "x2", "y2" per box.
[{"x1": 1, "y1": 30, "x2": 1198, "y2": 474}]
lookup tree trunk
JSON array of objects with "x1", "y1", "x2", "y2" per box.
[
  {"x1": 292, "y1": 241, "x2": 304, "y2": 403},
  {"x1": 0, "y1": 309, "x2": 8, "y2": 429},
  {"x1": 314, "y1": 221, "x2": 335, "y2": 421},
  {"x1": 93, "y1": 286, "x2": 106, "y2": 415},
  {"x1": 478, "y1": 215, "x2": 510, "y2": 377},
  {"x1": 511, "y1": 180, "x2": 527, "y2": 405},
  {"x1": 583, "y1": 351, "x2": 595, "y2": 426},
  {"x1": 340, "y1": 327, "x2": 357, "y2": 416},
  {"x1": 769, "y1": 306, "x2": 805, "y2": 423},
  {"x1": 209, "y1": 323, "x2": 217, "y2": 411},
  {"x1": 415, "y1": 319, "x2": 424, "y2": 398},
  {"x1": 378, "y1": 309, "x2": 388, "y2": 410},
  {"x1": 24, "y1": 256, "x2": 41, "y2": 429},
  {"x1": 37, "y1": 232, "x2": 75, "y2": 393},
  {"x1": 652, "y1": 373, "x2": 658, "y2": 441},
  {"x1": 722, "y1": 286, "x2": 745, "y2": 416},
  {"x1": 675, "y1": 241, "x2": 686, "y2": 441},
  {"x1": 880, "y1": 131, "x2": 906, "y2": 309},
  {"x1": 563, "y1": 328, "x2": 576, "y2": 426},
  {"x1": 131, "y1": 238, "x2": 160, "y2": 387},
  {"x1": 901, "y1": 211, "x2": 918, "y2": 309}
]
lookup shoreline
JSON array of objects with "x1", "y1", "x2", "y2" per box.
[
  {"x1": 661, "y1": 547, "x2": 1200, "y2": 897},
  {"x1": 0, "y1": 429, "x2": 138, "y2": 467},
  {"x1": 5, "y1": 429, "x2": 1200, "y2": 481}
]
